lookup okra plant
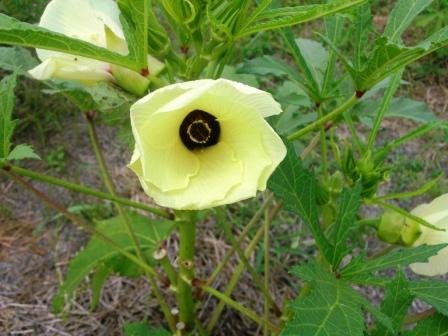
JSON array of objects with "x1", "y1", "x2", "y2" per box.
[{"x1": 1, "y1": 0, "x2": 448, "y2": 335}]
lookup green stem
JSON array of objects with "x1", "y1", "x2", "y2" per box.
[
  {"x1": 198, "y1": 282, "x2": 280, "y2": 334},
  {"x1": 370, "y1": 199, "x2": 443, "y2": 231},
  {"x1": 317, "y1": 106, "x2": 329, "y2": 178},
  {"x1": 263, "y1": 210, "x2": 270, "y2": 336},
  {"x1": 1, "y1": 164, "x2": 172, "y2": 219},
  {"x1": 374, "y1": 173, "x2": 443, "y2": 202},
  {"x1": 206, "y1": 194, "x2": 274, "y2": 287},
  {"x1": 403, "y1": 308, "x2": 436, "y2": 326},
  {"x1": 288, "y1": 94, "x2": 359, "y2": 141},
  {"x1": 206, "y1": 202, "x2": 283, "y2": 334},
  {"x1": 154, "y1": 248, "x2": 177, "y2": 287},
  {"x1": 86, "y1": 116, "x2": 176, "y2": 332},
  {"x1": 343, "y1": 110, "x2": 363, "y2": 153},
  {"x1": 86, "y1": 116, "x2": 144, "y2": 259},
  {"x1": 367, "y1": 71, "x2": 402, "y2": 151},
  {"x1": 177, "y1": 214, "x2": 197, "y2": 331},
  {"x1": 3, "y1": 170, "x2": 163, "y2": 281},
  {"x1": 375, "y1": 122, "x2": 446, "y2": 160},
  {"x1": 222, "y1": 222, "x2": 281, "y2": 316}
]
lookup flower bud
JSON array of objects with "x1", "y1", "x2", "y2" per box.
[{"x1": 377, "y1": 210, "x2": 422, "y2": 246}]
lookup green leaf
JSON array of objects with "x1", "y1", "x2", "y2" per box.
[
  {"x1": 356, "y1": 97, "x2": 438, "y2": 125},
  {"x1": 371, "y1": 269, "x2": 413, "y2": 336},
  {"x1": 353, "y1": 3, "x2": 372, "y2": 71},
  {"x1": 236, "y1": 0, "x2": 367, "y2": 38},
  {"x1": 52, "y1": 212, "x2": 174, "y2": 313},
  {"x1": 0, "y1": 71, "x2": 18, "y2": 159},
  {"x1": 281, "y1": 29, "x2": 321, "y2": 99},
  {"x1": 0, "y1": 14, "x2": 139, "y2": 71},
  {"x1": 89, "y1": 264, "x2": 112, "y2": 311},
  {"x1": 268, "y1": 141, "x2": 332, "y2": 261},
  {"x1": 341, "y1": 244, "x2": 447, "y2": 278},
  {"x1": 404, "y1": 313, "x2": 448, "y2": 336},
  {"x1": 356, "y1": 27, "x2": 448, "y2": 90},
  {"x1": 383, "y1": 98, "x2": 437, "y2": 122},
  {"x1": 117, "y1": 0, "x2": 148, "y2": 69},
  {"x1": 409, "y1": 280, "x2": 448, "y2": 316},
  {"x1": 0, "y1": 46, "x2": 38, "y2": 75},
  {"x1": 330, "y1": 185, "x2": 362, "y2": 268},
  {"x1": 384, "y1": 0, "x2": 435, "y2": 43},
  {"x1": 7, "y1": 144, "x2": 40, "y2": 161},
  {"x1": 284, "y1": 261, "x2": 392, "y2": 336},
  {"x1": 123, "y1": 322, "x2": 171, "y2": 336},
  {"x1": 239, "y1": 55, "x2": 301, "y2": 81},
  {"x1": 222, "y1": 65, "x2": 259, "y2": 87}
]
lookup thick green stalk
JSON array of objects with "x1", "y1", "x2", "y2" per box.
[
  {"x1": 177, "y1": 216, "x2": 197, "y2": 330},
  {"x1": 288, "y1": 94, "x2": 359, "y2": 141},
  {"x1": 2, "y1": 164, "x2": 172, "y2": 219}
]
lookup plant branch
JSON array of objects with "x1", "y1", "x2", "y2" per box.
[
  {"x1": 222, "y1": 221, "x2": 282, "y2": 316},
  {"x1": 288, "y1": 94, "x2": 359, "y2": 141},
  {"x1": 86, "y1": 115, "x2": 176, "y2": 332},
  {"x1": 3, "y1": 169, "x2": 163, "y2": 281},
  {"x1": 205, "y1": 194, "x2": 274, "y2": 287},
  {"x1": 403, "y1": 308, "x2": 436, "y2": 325},
  {"x1": 205, "y1": 202, "x2": 283, "y2": 334},
  {"x1": 194, "y1": 280, "x2": 280, "y2": 334},
  {"x1": 1, "y1": 164, "x2": 172, "y2": 219}
]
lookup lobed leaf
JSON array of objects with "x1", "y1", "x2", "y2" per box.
[
  {"x1": 356, "y1": 26, "x2": 448, "y2": 90},
  {"x1": 7, "y1": 144, "x2": 40, "y2": 161},
  {"x1": 268, "y1": 141, "x2": 332, "y2": 261},
  {"x1": 404, "y1": 314, "x2": 448, "y2": 336},
  {"x1": 330, "y1": 185, "x2": 362, "y2": 269},
  {"x1": 409, "y1": 280, "x2": 448, "y2": 316},
  {"x1": 384, "y1": 0, "x2": 435, "y2": 43},
  {"x1": 236, "y1": 0, "x2": 367, "y2": 38},
  {"x1": 371, "y1": 270, "x2": 413, "y2": 336},
  {"x1": 0, "y1": 46, "x2": 38, "y2": 75},
  {"x1": 284, "y1": 261, "x2": 392, "y2": 336},
  {"x1": 341, "y1": 244, "x2": 447, "y2": 278}
]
